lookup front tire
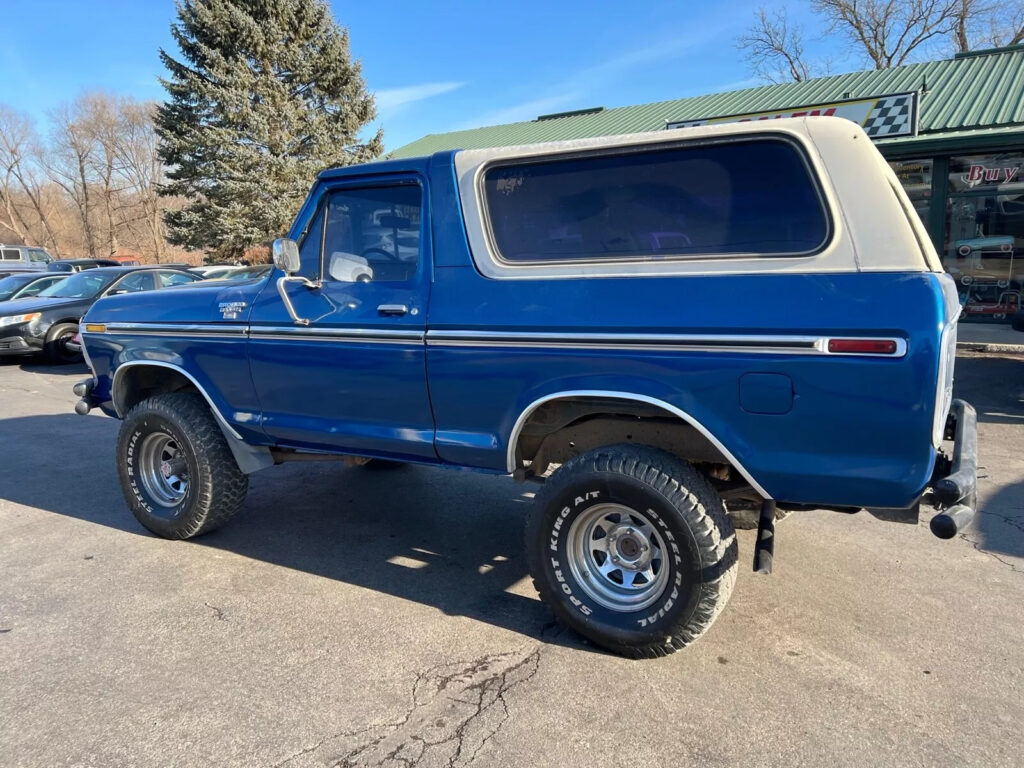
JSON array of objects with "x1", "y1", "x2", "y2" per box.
[
  {"x1": 117, "y1": 392, "x2": 248, "y2": 539},
  {"x1": 526, "y1": 445, "x2": 738, "y2": 658},
  {"x1": 44, "y1": 322, "x2": 81, "y2": 364}
]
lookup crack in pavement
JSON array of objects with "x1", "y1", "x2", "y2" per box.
[
  {"x1": 269, "y1": 646, "x2": 542, "y2": 768},
  {"x1": 959, "y1": 533, "x2": 1024, "y2": 574},
  {"x1": 976, "y1": 508, "x2": 1024, "y2": 535},
  {"x1": 958, "y1": 508, "x2": 1024, "y2": 574},
  {"x1": 204, "y1": 602, "x2": 227, "y2": 621}
]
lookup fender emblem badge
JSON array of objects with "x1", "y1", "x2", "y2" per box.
[{"x1": 218, "y1": 301, "x2": 247, "y2": 320}]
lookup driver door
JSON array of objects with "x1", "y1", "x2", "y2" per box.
[{"x1": 247, "y1": 177, "x2": 436, "y2": 460}]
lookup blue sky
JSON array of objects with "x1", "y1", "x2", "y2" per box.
[{"x1": 0, "y1": 0, "x2": 851, "y2": 152}]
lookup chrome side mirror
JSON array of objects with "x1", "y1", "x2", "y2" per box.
[
  {"x1": 272, "y1": 238, "x2": 301, "y2": 275},
  {"x1": 273, "y1": 238, "x2": 319, "y2": 325}
]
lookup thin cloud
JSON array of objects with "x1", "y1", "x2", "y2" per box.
[
  {"x1": 458, "y1": 93, "x2": 585, "y2": 130},
  {"x1": 457, "y1": 25, "x2": 725, "y2": 131},
  {"x1": 374, "y1": 81, "x2": 464, "y2": 112}
]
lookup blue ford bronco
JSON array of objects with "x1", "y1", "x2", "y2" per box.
[{"x1": 74, "y1": 117, "x2": 977, "y2": 658}]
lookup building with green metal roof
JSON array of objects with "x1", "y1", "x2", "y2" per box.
[
  {"x1": 394, "y1": 44, "x2": 1024, "y2": 323},
  {"x1": 392, "y1": 44, "x2": 1024, "y2": 159}
]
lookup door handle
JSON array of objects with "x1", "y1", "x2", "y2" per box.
[{"x1": 377, "y1": 304, "x2": 408, "y2": 316}]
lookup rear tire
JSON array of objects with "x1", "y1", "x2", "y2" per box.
[
  {"x1": 117, "y1": 392, "x2": 248, "y2": 539},
  {"x1": 526, "y1": 445, "x2": 738, "y2": 658},
  {"x1": 44, "y1": 322, "x2": 81, "y2": 364}
]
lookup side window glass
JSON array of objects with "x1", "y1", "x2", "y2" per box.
[
  {"x1": 29, "y1": 249, "x2": 50, "y2": 262},
  {"x1": 298, "y1": 202, "x2": 325, "y2": 277},
  {"x1": 1, "y1": 249, "x2": 19, "y2": 261},
  {"x1": 21, "y1": 278, "x2": 56, "y2": 297},
  {"x1": 482, "y1": 139, "x2": 828, "y2": 263},
  {"x1": 112, "y1": 272, "x2": 154, "y2": 293},
  {"x1": 159, "y1": 271, "x2": 196, "y2": 287},
  {"x1": 322, "y1": 185, "x2": 421, "y2": 284}
]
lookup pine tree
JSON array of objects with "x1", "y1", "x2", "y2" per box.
[{"x1": 156, "y1": 0, "x2": 382, "y2": 259}]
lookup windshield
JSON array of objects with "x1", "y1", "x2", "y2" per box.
[{"x1": 37, "y1": 271, "x2": 114, "y2": 299}]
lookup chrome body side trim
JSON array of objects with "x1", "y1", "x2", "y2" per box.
[
  {"x1": 427, "y1": 331, "x2": 906, "y2": 357},
  {"x1": 92, "y1": 324, "x2": 903, "y2": 356},
  {"x1": 96, "y1": 322, "x2": 424, "y2": 344},
  {"x1": 505, "y1": 389, "x2": 771, "y2": 499},
  {"x1": 110, "y1": 360, "x2": 244, "y2": 440},
  {"x1": 103, "y1": 322, "x2": 248, "y2": 337},
  {"x1": 249, "y1": 326, "x2": 424, "y2": 342}
]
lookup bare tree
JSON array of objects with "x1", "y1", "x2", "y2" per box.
[
  {"x1": 953, "y1": 0, "x2": 1024, "y2": 50},
  {"x1": 112, "y1": 101, "x2": 167, "y2": 262},
  {"x1": 47, "y1": 100, "x2": 100, "y2": 258},
  {"x1": 738, "y1": 8, "x2": 820, "y2": 83},
  {"x1": 82, "y1": 94, "x2": 123, "y2": 257},
  {"x1": 813, "y1": 0, "x2": 963, "y2": 68},
  {"x1": 740, "y1": 0, "x2": 1023, "y2": 82},
  {"x1": 0, "y1": 106, "x2": 63, "y2": 254}
]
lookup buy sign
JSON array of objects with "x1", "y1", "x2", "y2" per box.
[{"x1": 965, "y1": 165, "x2": 1021, "y2": 185}]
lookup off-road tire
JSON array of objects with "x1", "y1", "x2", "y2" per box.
[
  {"x1": 117, "y1": 392, "x2": 248, "y2": 539},
  {"x1": 44, "y1": 322, "x2": 81, "y2": 364},
  {"x1": 526, "y1": 444, "x2": 738, "y2": 658}
]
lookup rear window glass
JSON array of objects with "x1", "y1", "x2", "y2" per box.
[{"x1": 482, "y1": 138, "x2": 829, "y2": 263}]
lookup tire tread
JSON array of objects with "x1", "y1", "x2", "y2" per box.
[
  {"x1": 118, "y1": 392, "x2": 247, "y2": 539},
  {"x1": 526, "y1": 444, "x2": 738, "y2": 658}
]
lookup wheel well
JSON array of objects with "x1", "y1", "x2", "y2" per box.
[
  {"x1": 512, "y1": 395, "x2": 756, "y2": 495},
  {"x1": 47, "y1": 318, "x2": 81, "y2": 337},
  {"x1": 115, "y1": 365, "x2": 199, "y2": 416}
]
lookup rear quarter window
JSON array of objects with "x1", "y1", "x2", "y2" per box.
[{"x1": 481, "y1": 138, "x2": 830, "y2": 264}]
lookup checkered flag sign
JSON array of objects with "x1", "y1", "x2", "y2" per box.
[{"x1": 862, "y1": 94, "x2": 915, "y2": 137}]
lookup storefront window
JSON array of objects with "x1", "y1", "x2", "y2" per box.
[
  {"x1": 890, "y1": 159, "x2": 932, "y2": 221},
  {"x1": 948, "y1": 153, "x2": 1024, "y2": 193},
  {"x1": 944, "y1": 154, "x2": 1024, "y2": 323}
]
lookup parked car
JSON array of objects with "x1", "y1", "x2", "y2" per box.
[
  {"x1": 0, "y1": 244, "x2": 53, "y2": 277},
  {"x1": 0, "y1": 266, "x2": 201, "y2": 363},
  {"x1": 74, "y1": 117, "x2": 975, "y2": 658},
  {"x1": 222, "y1": 264, "x2": 272, "y2": 280},
  {"x1": 190, "y1": 265, "x2": 244, "y2": 279},
  {"x1": 191, "y1": 264, "x2": 272, "y2": 281},
  {"x1": 47, "y1": 258, "x2": 121, "y2": 273},
  {"x1": 191, "y1": 265, "x2": 231, "y2": 276},
  {"x1": 0, "y1": 272, "x2": 68, "y2": 302}
]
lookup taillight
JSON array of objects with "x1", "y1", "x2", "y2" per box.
[{"x1": 826, "y1": 338, "x2": 900, "y2": 355}]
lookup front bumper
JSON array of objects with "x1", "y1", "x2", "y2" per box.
[
  {"x1": 0, "y1": 333, "x2": 42, "y2": 357},
  {"x1": 929, "y1": 399, "x2": 978, "y2": 539}
]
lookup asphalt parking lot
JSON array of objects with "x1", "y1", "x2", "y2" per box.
[{"x1": 1, "y1": 352, "x2": 1023, "y2": 768}]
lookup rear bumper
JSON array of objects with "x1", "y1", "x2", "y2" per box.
[{"x1": 929, "y1": 399, "x2": 978, "y2": 538}]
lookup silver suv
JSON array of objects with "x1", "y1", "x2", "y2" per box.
[{"x1": 0, "y1": 244, "x2": 53, "y2": 276}]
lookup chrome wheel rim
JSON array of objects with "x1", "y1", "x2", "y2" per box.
[
  {"x1": 565, "y1": 503, "x2": 670, "y2": 612},
  {"x1": 138, "y1": 432, "x2": 189, "y2": 508}
]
